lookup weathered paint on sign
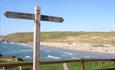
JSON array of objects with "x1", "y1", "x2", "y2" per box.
[{"x1": 4, "y1": 11, "x2": 64, "y2": 23}]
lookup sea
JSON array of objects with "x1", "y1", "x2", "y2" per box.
[{"x1": 0, "y1": 42, "x2": 115, "y2": 61}]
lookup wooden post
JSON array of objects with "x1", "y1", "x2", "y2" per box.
[
  {"x1": 3, "y1": 67, "x2": 5, "y2": 70},
  {"x1": 33, "y1": 6, "x2": 41, "y2": 70},
  {"x1": 63, "y1": 63, "x2": 69, "y2": 70},
  {"x1": 81, "y1": 59, "x2": 85, "y2": 70},
  {"x1": 18, "y1": 66, "x2": 22, "y2": 70}
]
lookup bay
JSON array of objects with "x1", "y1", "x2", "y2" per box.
[{"x1": 0, "y1": 42, "x2": 114, "y2": 61}]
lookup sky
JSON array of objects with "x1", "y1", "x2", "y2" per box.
[{"x1": 0, "y1": 0, "x2": 115, "y2": 35}]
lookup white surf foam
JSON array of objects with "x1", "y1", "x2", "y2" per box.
[
  {"x1": 64, "y1": 52, "x2": 73, "y2": 55},
  {"x1": 16, "y1": 43, "x2": 32, "y2": 47},
  {"x1": 47, "y1": 55, "x2": 60, "y2": 59},
  {"x1": 24, "y1": 56, "x2": 32, "y2": 59}
]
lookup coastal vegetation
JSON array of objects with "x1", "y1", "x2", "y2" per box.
[
  {"x1": 0, "y1": 55, "x2": 23, "y2": 63},
  {"x1": 0, "y1": 32, "x2": 115, "y2": 46}
]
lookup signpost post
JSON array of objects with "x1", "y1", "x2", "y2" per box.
[
  {"x1": 33, "y1": 6, "x2": 41, "y2": 70},
  {"x1": 4, "y1": 6, "x2": 64, "y2": 70}
]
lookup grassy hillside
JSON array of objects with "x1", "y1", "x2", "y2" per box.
[
  {"x1": 1, "y1": 32, "x2": 115, "y2": 46},
  {"x1": 2, "y1": 32, "x2": 33, "y2": 43}
]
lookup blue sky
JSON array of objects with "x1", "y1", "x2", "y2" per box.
[{"x1": 0, "y1": 0, "x2": 115, "y2": 35}]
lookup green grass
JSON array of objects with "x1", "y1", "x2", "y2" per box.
[{"x1": 7, "y1": 61, "x2": 115, "y2": 70}]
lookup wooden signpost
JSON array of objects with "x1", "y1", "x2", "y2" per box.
[{"x1": 4, "y1": 6, "x2": 64, "y2": 70}]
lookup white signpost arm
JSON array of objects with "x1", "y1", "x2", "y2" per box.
[{"x1": 33, "y1": 6, "x2": 41, "y2": 70}]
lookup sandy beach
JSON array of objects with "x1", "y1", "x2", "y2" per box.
[{"x1": 40, "y1": 42, "x2": 115, "y2": 54}]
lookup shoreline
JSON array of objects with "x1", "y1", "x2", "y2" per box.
[
  {"x1": 40, "y1": 42, "x2": 115, "y2": 54},
  {"x1": 1, "y1": 41, "x2": 115, "y2": 54}
]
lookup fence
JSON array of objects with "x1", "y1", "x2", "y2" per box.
[{"x1": 0, "y1": 58, "x2": 115, "y2": 70}]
